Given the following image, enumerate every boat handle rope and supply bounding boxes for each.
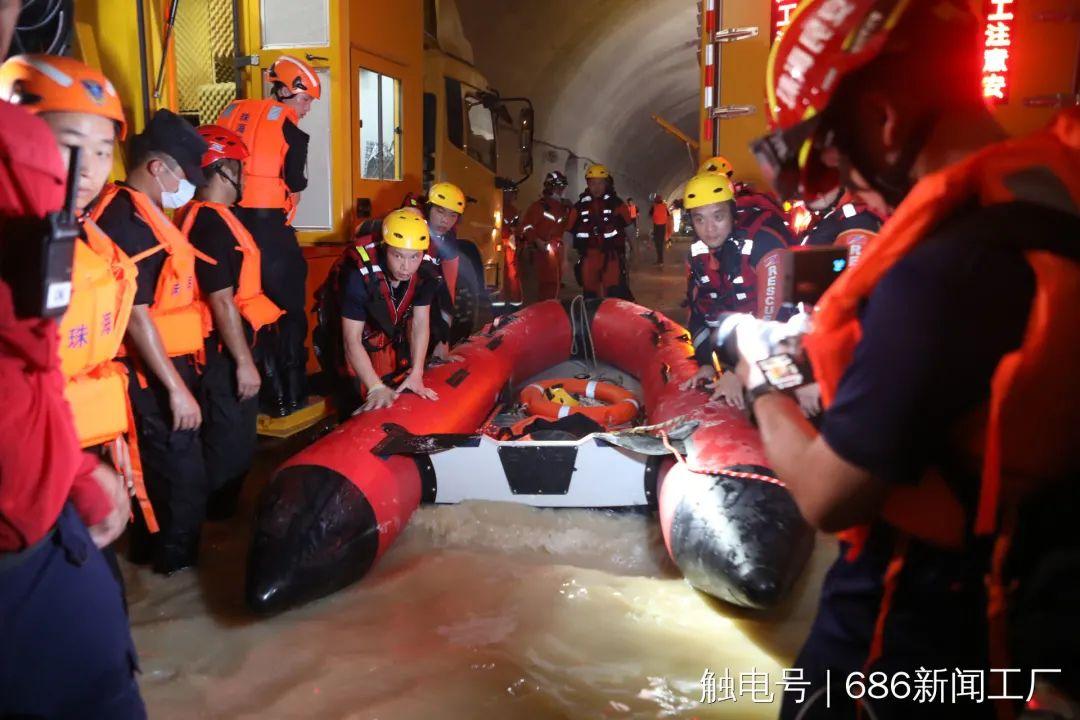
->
[568,295,597,368]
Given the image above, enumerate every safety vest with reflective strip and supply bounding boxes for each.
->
[174,201,285,333]
[686,222,786,321]
[317,233,440,378]
[800,191,886,268]
[571,191,627,251]
[521,196,570,248]
[804,109,1080,698]
[217,99,298,210]
[89,184,214,358]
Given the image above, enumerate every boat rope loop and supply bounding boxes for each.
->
[568,295,597,369]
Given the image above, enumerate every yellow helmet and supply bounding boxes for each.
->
[427,182,465,213]
[584,163,611,180]
[382,209,430,250]
[683,172,735,210]
[698,156,734,176]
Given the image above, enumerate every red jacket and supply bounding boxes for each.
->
[0,102,111,551]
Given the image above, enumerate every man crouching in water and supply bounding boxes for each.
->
[336,209,441,413]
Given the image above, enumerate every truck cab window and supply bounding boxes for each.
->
[359,67,402,180]
[463,90,496,172]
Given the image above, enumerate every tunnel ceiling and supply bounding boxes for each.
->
[457,0,701,201]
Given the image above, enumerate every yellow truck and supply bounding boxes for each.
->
[73,0,532,346]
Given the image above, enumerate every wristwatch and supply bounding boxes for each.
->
[748,382,779,404]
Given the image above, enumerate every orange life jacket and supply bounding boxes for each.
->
[651,202,668,225]
[804,109,1080,700]
[174,201,285,333]
[217,99,298,210]
[58,218,158,532]
[89,184,215,359]
[58,219,137,447]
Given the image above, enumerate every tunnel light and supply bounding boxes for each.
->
[982,0,1016,104]
[494,210,502,225]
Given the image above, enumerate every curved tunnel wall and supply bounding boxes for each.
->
[458,0,702,205]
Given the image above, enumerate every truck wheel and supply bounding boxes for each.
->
[450,240,492,343]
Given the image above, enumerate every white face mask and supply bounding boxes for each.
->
[156,164,196,209]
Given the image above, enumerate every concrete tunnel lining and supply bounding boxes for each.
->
[457,0,702,205]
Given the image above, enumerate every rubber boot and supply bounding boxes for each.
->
[153,531,199,576]
[259,352,289,418]
[206,474,245,522]
[284,363,308,412]
[125,516,156,566]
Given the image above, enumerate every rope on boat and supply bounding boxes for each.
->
[568,295,597,369]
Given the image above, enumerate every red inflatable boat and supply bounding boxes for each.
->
[247,299,813,614]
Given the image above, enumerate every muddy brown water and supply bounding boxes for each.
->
[124,241,835,719]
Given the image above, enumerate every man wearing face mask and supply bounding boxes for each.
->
[174,125,283,521]
[218,55,320,417]
[90,109,213,575]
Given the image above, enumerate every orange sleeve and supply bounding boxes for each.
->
[521,202,543,243]
[565,207,579,231]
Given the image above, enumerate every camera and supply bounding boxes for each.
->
[710,245,848,390]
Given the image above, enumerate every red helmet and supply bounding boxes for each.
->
[268,55,321,100]
[196,124,248,168]
[752,0,974,201]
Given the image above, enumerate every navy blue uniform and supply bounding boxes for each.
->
[190,207,261,520]
[782,205,1038,719]
[1,505,146,719]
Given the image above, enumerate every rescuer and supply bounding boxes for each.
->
[0,43,145,717]
[730,1,1080,716]
[218,54,321,417]
[175,125,284,521]
[521,170,571,301]
[90,109,211,575]
[566,163,634,299]
[315,209,441,416]
[422,181,465,355]
[677,170,788,408]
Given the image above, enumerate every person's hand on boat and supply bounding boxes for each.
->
[396,369,439,401]
[359,384,397,412]
[706,371,746,409]
[680,363,716,391]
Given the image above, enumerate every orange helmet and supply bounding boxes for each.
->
[0,54,127,139]
[196,124,248,167]
[752,0,974,201]
[698,156,734,176]
[268,55,321,100]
